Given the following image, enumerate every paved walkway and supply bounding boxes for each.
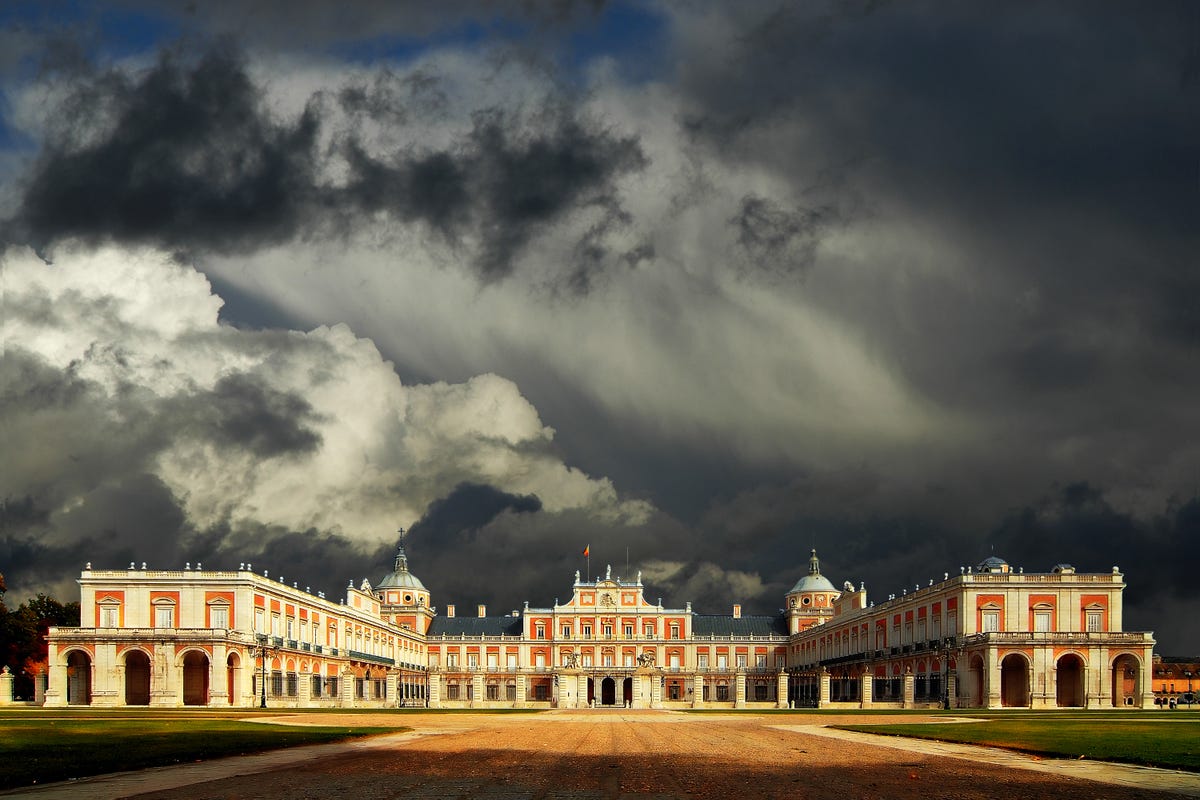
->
[788,726,1200,798]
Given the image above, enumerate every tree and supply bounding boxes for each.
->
[0,584,80,700]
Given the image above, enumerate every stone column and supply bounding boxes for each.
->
[342,668,355,708]
[693,674,705,708]
[631,674,644,709]
[150,642,176,707]
[902,668,915,709]
[471,673,484,708]
[860,671,873,708]
[650,673,663,709]
[985,648,1001,709]
[515,673,527,708]
[734,671,746,709]
[1091,645,1111,708]
[0,667,13,705]
[577,673,589,709]
[44,662,67,707]
[428,672,442,708]
[776,672,788,709]
[209,643,228,707]
[35,669,46,706]
[299,670,314,708]
[947,671,958,709]
[817,669,831,709]
[385,671,398,708]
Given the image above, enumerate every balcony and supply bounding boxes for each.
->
[962,631,1152,646]
[347,649,395,666]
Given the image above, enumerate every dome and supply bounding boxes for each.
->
[788,549,838,594]
[377,543,426,592]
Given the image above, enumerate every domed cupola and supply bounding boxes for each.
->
[785,549,841,634]
[376,536,430,609]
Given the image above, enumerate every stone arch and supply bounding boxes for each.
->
[182,649,210,706]
[1000,653,1030,707]
[65,649,92,705]
[1112,653,1143,707]
[1055,652,1086,707]
[124,648,152,705]
[601,676,616,706]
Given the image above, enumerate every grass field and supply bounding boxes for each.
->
[839,711,1200,772]
[0,710,409,790]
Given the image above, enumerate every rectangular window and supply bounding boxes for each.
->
[487,653,498,670]
[254,608,264,633]
[486,684,499,700]
[507,653,518,669]
[506,683,517,701]
[467,653,479,669]
[755,654,767,669]
[624,654,634,667]
[716,684,730,702]
[917,619,926,642]
[210,606,229,629]
[644,625,654,638]
[583,625,592,638]
[669,683,681,700]
[100,606,119,627]
[561,626,571,638]
[717,654,728,670]
[1034,611,1051,632]
[154,606,174,628]
[535,684,549,701]
[932,617,941,639]
[624,625,633,638]
[776,655,785,669]
[947,613,957,636]
[603,625,613,639]
[603,653,614,667]
[536,626,545,640]
[447,684,460,700]
[982,610,1000,632]
[1086,610,1103,632]
[582,653,593,667]
[670,654,681,670]
[670,624,680,639]
[697,654,709,669]
[736,654,747,669]
[271,613,281,637]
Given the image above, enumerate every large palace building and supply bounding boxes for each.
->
[34,545,1156,710]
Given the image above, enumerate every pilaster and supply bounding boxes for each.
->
[902,669,915,709]
[515,673,527,708]
[860,671,873,708]
[734,671,746,709]
[775,672,788,709]
[693,674,705,708]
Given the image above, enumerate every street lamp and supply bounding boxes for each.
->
[252,634,275,709]
[1186,670,1194,709]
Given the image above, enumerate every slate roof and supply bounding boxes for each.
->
[427,615,524,637]
[691,614,788,637]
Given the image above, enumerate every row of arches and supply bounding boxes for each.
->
[962,652,1143,707]
[65,648,234,706]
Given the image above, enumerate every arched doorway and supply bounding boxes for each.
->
[967,655,984,707]
[587,678,595,706]
[226,652,240,705]
[1000,654,1029,707]
[601,676,616,706]
[182,651,210,706]
[622,677,633,706]
[1055,654,1085,707]
[125,650,151,705]
[66,650,92,705]
[1112,654,1141,707]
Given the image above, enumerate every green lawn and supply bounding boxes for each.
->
[0,711,409,790]
[838,713,1200,772]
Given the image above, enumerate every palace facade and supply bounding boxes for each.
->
[32,546,1156,710]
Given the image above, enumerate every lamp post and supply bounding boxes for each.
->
[252,634,274,709]
[1186,670,1194,709]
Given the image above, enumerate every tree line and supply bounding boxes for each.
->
[0,572,80,700]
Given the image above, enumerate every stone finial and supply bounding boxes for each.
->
[130,562,135,569]
[85,562,92,570]
[185,562,190,570]
[141,562,147,569]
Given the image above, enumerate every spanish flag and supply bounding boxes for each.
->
[582,544,590,557]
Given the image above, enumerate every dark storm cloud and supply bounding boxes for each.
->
[174,372,323,458]
[338,109,646,282]
[730,194,839,277]
[6,42,321,255]
[4,42,647,283]
[406,482,543,549]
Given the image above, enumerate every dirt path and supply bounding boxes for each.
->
[8,711,1191,800]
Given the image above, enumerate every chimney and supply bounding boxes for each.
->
[732,604,742,619]
[446,604,455,617]
[478,604,487,617]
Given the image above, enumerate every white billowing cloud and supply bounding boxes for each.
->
[0,244,651,544]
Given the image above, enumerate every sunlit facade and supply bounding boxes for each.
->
[38,547,1156,709]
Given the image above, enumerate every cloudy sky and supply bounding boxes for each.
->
[1,1,1197,651]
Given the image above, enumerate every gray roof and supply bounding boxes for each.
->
[427,615,524,637]
[691,614,788,637]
